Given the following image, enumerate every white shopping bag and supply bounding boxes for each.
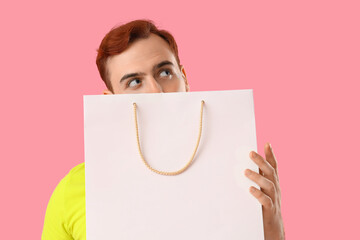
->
[84,89,264,240]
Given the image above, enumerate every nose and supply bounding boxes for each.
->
[146,77,163,93]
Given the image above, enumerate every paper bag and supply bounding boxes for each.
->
[84,89,264,239]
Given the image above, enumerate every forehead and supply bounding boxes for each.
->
[106,34,177,78]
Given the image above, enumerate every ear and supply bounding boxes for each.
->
[103,89,113,95]
[180,65,190,92]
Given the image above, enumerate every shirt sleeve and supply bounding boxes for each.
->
[42,174,73,240]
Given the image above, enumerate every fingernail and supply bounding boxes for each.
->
[250,186,256,193]
[244,169,251,176]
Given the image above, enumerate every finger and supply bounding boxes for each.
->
[245,169,277,203]
[264,143,282,199]
[249,186,274,210]
[264,142,278,176]
[259,168,264,176]
[249,151,277,184]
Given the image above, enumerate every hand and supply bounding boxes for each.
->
[244,143,285,240]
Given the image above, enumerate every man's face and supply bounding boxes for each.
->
[103,33,189,94]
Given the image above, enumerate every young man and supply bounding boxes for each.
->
[42,19,285,240]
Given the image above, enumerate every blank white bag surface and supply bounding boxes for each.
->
[84,89,264,240]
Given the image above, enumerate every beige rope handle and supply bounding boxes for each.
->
[132,100,205,176]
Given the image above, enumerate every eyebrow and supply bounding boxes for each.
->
[119,60,174,83]
[153,60,174,71]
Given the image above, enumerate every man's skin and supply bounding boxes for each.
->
[102,33,285,239]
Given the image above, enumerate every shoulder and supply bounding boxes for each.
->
[69,161,85,174]
[42,162,86,240]
[63,162,86,239]
[66,162,85,186]
[55,162,85,202]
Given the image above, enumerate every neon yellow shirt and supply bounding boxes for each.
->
[42,162,86,240]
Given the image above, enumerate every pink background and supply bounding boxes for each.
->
[1,0,359,239]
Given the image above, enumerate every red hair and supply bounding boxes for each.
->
[96,19,181,92]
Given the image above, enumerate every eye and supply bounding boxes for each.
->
[159,69,172,78]
[127,79,141,88]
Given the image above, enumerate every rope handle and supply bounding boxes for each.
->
[132,100,205,176]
